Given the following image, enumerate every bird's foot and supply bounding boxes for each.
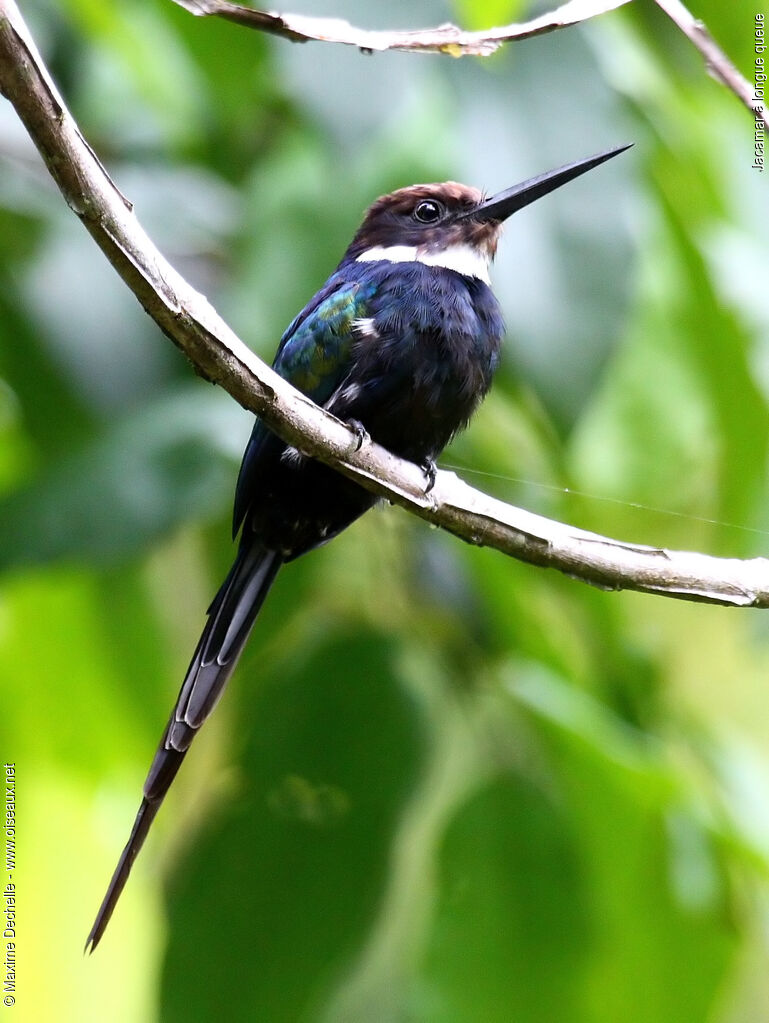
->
[421,458,438,494]
[347,418,370,453]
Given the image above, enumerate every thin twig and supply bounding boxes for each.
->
[173,0,767,132]
[655,0,769,131]
[171,0,632,56]
[1,0,768,608]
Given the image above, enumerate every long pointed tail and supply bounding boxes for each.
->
[86,542,282,953]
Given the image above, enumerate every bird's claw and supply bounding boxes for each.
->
[421,458,438,494]
[347,418,370,453]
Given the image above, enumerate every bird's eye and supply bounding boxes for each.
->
[413,200,443,224]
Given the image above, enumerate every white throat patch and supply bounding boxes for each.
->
[356,243,491,284]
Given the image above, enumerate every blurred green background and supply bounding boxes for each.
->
[2,0,768,1019]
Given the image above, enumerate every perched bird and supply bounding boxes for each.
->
[86,143,631,951]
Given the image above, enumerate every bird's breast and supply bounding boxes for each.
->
[334,261,504,459]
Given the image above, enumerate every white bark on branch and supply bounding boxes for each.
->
[171,0,769,131]
[1,0,768,608]
[171,0,631,56]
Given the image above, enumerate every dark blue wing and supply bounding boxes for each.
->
[232,270,377,535]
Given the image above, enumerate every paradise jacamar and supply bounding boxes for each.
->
[86,142,631,951]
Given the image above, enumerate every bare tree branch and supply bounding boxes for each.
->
[172,0,766,130]
[655,0,769,131]
[1,0,768,608]
[171,0,632,56]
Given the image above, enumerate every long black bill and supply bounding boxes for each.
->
[465,143,633,223]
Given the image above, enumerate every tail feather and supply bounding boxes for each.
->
[169,544,282,742]
[86,543,282,953]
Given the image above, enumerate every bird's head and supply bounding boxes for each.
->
[345,143,631,283]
